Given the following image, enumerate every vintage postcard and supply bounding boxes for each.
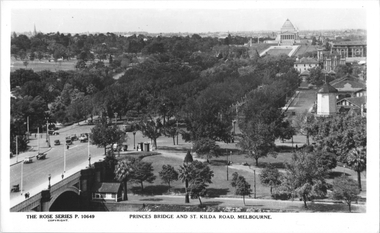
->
[1,1,379,232]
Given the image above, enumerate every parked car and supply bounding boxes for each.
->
[66,139,73,145]
[52,131,60,135]
[54,139,61,145]
[70,134,78,141]
[23,156,33,164]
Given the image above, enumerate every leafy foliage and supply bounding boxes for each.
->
[114,157,136,201]
[281,151,328,208]
[178,160,214,204]
[332,175,360,212]
[90,119,126,154]
[159,164,179,188]
[193,138,221,162]
[129,160,156,191]
[237,121,276,166]
[346,147,366,191]
[259,164,282,194]
[234,174,252,205]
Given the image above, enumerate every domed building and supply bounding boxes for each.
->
[275,19,300,45]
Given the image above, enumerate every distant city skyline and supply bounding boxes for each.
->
[10,6,366,34]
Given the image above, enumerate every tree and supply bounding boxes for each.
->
[259,164,282,194]
[314,150,337,171]
[178,160,214,204]
[23,60,29,68]
[130,160,156,191]
[234,175,252,205]
[332,175,360,212]
[75,60,87,70]
[184,151,193,164]
[178,163,192,203]
[237,121,276,166]
[311,114,366,163]
[346,147,366,191]
[193,138,221,162]
[159,165,179,188]
[139,116,163,150]
[282,151,328,208]
[230,172,239,189]
[293,111,316,145]
[162,119,178,145]
[90,119,126,155]
[276,120,296,142]
[114,158,135,201]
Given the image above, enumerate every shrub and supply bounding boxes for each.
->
[271,186,292,200]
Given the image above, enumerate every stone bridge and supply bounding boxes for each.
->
[10,164,101,212]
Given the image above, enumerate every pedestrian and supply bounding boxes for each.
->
[67,145,69,150]
[61,174,64,179]
[295,145,298,150]
[35,133,36,138]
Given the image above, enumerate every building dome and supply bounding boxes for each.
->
[318,83,338,93]
[281,19,297,33]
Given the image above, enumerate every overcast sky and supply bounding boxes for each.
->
[9,3,367,33]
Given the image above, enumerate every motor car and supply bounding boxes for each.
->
[66,139,73,145]
[70,134,78,141]
[23,156,33,164]
[36,152,47,160]
[52,131,60,135]
[54,139,61,145]
[79,133,88,142]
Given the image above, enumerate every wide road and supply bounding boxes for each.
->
[9,122,188,207]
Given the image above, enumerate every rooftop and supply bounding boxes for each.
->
[337,96,366,108]
[92,182,121,193]
[318,83,338,93]
[295,57,318,64]
[331,41,366,46]
[281,19,297,33]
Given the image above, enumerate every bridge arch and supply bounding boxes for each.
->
[49,186,81,211]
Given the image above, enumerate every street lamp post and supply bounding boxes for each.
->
[27,116,30,140]
[45,117,50,147]
[88,133,91,167]
[20,160,24,195]
[16,135,18,163]
[233,120,236,135]
[133,131,136,149]
[48,174,51,189]
[176,120,179,145]
[253,169,257,199]
[63,134,66,178]
[227,151,231,181]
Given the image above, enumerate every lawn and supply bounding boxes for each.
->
[120,147,366,201]
[11,59,77,72]
[126,153,273,198]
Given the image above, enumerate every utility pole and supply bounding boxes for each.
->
[27,116,30,140]
[16,135,18,163]
[88,133,91,167]
[63,134,66,177]
[20,161,24,195]
[254,170,257,199]
[37,127,40,154]
[176,120,179,145]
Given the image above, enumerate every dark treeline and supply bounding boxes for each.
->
[10,32,299,154]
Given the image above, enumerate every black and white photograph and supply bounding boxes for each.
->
[1,1,379,232]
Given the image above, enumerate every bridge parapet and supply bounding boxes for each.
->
[10,171,81,212]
